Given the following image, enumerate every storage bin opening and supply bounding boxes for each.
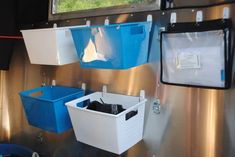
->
[75,93,140,110]
[65,91,146,154]
[19,86,85,133]
[21,26,84,65]
[70,21,152,69]
[25,86,83,101]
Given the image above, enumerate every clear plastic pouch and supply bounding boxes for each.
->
[160,19,232,89]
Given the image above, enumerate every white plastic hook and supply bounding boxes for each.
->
[170,12,177,24]
[81,83,86,90]
[86,20,91,26]
[140,90,145,101]
[102,85,107,93]
[104,18,109,25]
[223,7,230,19]
[53,23,57,28]
[196,10,203,22]
[52,80,56,86]
[147,14,153,22]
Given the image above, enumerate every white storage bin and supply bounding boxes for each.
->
[21,26,83,65]
[65,90,146,154]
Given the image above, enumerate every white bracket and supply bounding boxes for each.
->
[104,18,109,25]
[147,14,153,22]
[53,23,57,28]
[223,7,230,19]
[170,12,177,24]
[51,80,56,86]
[147,14,153,32]
[158,27,166,40]
[81,83,86,90]
[196,11,203,22]
[102,85,107,93]
[86,20,91,26]
[140,90,145,101]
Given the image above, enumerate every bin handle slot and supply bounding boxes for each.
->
[30,91,43,97]
[125,110,138,121]
[130,26,144,35]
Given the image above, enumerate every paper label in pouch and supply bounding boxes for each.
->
[176,53,201,69]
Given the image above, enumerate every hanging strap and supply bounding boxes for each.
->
[0,35,23,40]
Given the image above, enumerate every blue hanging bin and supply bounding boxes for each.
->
[70,21,152,69]
[19,86,85,133]
[0,144,38,157]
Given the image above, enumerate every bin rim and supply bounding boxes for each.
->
[19,85,84,103]
[0,144,35,155]
[20,25,86,33]
[70,21,152,31]
[65,91,147,118]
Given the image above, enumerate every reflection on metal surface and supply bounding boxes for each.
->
[116,14,130,23]
[205,91,217,157]
[0,71,11,141]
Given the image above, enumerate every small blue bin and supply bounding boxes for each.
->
[19,86,84,133]
[0,144,35,157]
[70,21,152,69]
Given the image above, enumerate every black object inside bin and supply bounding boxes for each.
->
[87,100,126,115]
[86,99,125,115]
[87,100,138,120]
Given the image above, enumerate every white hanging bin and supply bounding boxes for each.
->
[21,25,84,65]
[65,90,146,154]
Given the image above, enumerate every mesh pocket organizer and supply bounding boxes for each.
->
[160,19,233,89]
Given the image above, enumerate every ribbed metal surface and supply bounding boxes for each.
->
[0,2,234,157]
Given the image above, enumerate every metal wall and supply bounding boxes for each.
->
[1,2,235,157]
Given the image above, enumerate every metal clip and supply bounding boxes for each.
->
[153,98,161,114]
